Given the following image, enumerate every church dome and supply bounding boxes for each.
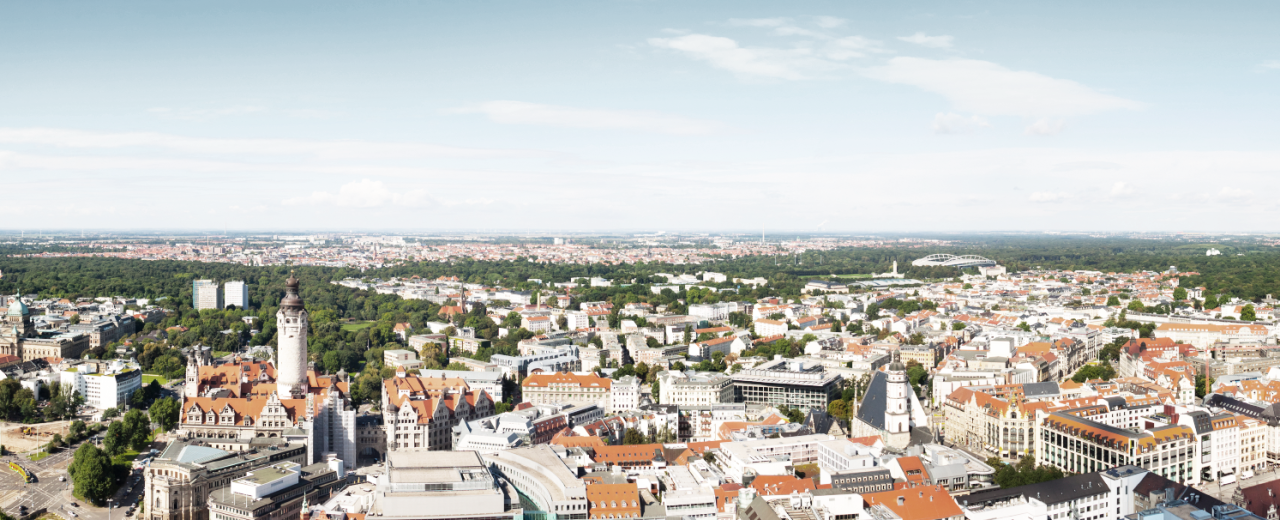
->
[888,359,905,372]
[6,298,28,317]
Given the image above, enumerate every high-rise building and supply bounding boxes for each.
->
[276,273,309,399]
[224,280,249,310]
[193,279,223,310]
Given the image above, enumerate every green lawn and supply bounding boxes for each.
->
[28,451,49,461]
[212,351,235,358]
[830,274,873,279]
[341,321,375,332]
[141,374,169,385]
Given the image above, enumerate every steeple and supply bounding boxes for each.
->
[281,271,304,314]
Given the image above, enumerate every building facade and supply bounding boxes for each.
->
[224,281,249,310]
[194,280,224,311]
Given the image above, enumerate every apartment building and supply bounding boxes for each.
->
[1036,411,1200,485]
[224,280,249,310]
[61,359,144,409]
[381,374,494,451]
[522,372,612,410]
[658,371,734,406]
[194,279,224,310]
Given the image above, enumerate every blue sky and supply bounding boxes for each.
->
[2,1,1278,233]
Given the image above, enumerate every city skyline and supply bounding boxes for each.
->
[2,1,1278,231]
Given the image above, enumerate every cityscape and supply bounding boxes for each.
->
[2,3,1280,520]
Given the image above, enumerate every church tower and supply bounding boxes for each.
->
[276,273,310,399]
[884,352,910,435]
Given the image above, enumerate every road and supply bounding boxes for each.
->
[1201,466,1280,502]
[0,439,78,518]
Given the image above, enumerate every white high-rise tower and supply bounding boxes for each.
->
[276,273,309,399]
[884,353,910,435]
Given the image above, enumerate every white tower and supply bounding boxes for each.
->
[884,353,910,435]
[276,273,309,399]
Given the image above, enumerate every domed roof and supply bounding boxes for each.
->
[6,298,28,317]
[280,272,305,313]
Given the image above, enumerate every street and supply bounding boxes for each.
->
[0,441,77,518]
[1202,466,1280,502]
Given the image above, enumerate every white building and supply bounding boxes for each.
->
[224,280,249,310]
[193,279,223,310]
[658,371,734,406]
[383,350,422,370]
[754,319,787,338]
[610,375,641,413]
[61,359,144,410]
[565,311,590,331]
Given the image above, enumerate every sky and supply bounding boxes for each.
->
[1,1,1278,233]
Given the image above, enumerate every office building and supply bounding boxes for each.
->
[224,280,249,310]
[731,358,841,410]
[61,359,144,409]
[194,280,223,310]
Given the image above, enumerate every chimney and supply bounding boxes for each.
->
[897,496,905,506]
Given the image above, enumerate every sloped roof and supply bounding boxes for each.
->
[856,371,888,429]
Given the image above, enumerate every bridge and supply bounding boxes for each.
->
[911,254,997,268]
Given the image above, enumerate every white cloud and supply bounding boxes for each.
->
[897,32,954,49]
[813,16,846,28]
[1216,187,1253,202]
[727,18,789,28]
[1109,182,1136,196]
[0,127,532,159]
[147,106,265,121]
[1025,118,1066,135]
[823,36,888,60]
[1255,60,1280,72]
[932,112,989,134]
[457,101,723,135]
[284,179,430,208]
[649,34,837,80]
[864,57,1144,117]
[1029,191,1070,202]
[649,30,884,80]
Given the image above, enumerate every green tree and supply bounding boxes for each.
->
[1242,304,1257,322]
[151,397,180,432]
[69,420,87,442]
[69,443,114,503]
[103,421,126,456]
[1204,294,1219,310]
[1173,287,1187,300]
[1127,300,1146,312]
[1106,295,1121,306]
[622,428,646,445]
[127,409,153,451]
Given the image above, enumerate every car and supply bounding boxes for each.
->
[68,512,77,517]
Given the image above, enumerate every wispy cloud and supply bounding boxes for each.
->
[147,106,266,121]
[1109,182,1135,197]
[455,101,723,135]
[813,16,846,29]
[897,32,954,49]
[727,18,789,28]
[284,179,431,208]
[0,128,533,159]
[864,57,1144,117]
[1025,118,1066,136]
[649,34,832,80]
[932,112,989,134]
[1029,191,1070,202]
[1255,60,1280,72]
